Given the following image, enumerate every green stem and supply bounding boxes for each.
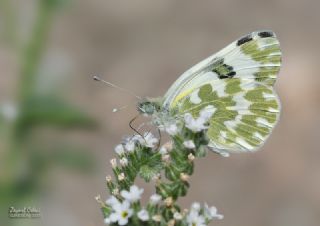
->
[18,0,55,101]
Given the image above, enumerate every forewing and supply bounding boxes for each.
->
[163,30,281,109]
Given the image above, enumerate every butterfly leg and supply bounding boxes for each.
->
[156,128,161,149]
[129,114,144,138]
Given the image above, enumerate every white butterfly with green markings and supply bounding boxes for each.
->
[137,30,281,153]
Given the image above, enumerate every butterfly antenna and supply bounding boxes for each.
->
[92,75,142,100]
[112,105,128,113]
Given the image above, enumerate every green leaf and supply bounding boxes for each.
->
[165,165,181,181]
[139,164,161,183]
[162,207,173,221]
[156,183,172,198]
[134,151,163,182]
[171,182,189,199]
[101,206,112,218]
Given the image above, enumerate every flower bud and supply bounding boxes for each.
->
[164,197,173,207]
[152,173,161,181]
[162,154,170,163]
[188,153,195,162]
[110,158,117,168]
[105,175,112,183]
[95,194,101,202]
[118,173,125,181]
[183,209,189,216]
[112,188,119,196]
[180,173,190,181]
[152,215,161,222]
[163,141,173,151]
[167,219,175,226]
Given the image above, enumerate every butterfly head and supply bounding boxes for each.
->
[137,98,162,116]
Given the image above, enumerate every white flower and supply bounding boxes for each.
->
[120,157,128,167]
[199,105,216,121]
[159,146,168,155]
[149,194,162,205]
[137,209,149,221]
[115,144,125,155]
[159,142,173,155]
[184,113,207,132]
[134,134,145,142]
[191,202,201,211]
[174,212,183,220]
[124,134,156,151]
[184,105,215,132]
[204,203,224,220]
[109,200,133,225]
[106,196,120,207]
[125,140,135,152]
[142,132,158,148]
[183,140,196,149]
[121,185,144,203]
[165,123,179,136]
[104,217,111,224]
[186,209,206,226]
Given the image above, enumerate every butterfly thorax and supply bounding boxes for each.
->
[138,97,178,127]
[137,98,163,116]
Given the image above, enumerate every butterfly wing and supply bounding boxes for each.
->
[163,30,281,109]
[163,30,281,152]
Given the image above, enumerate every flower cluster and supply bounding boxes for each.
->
[99,184,223,226]
[97,107,224,225]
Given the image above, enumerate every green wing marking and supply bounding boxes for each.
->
[237,32,281,86]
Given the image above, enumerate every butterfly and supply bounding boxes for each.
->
[138,30,281,153]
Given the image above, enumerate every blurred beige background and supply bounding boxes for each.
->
[1,0,320,226]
